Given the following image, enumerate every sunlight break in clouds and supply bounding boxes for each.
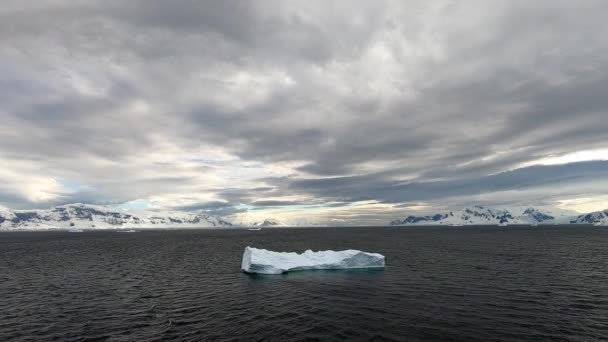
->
[520,148,608,168]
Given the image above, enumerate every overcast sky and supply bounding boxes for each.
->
[1,1,608,225]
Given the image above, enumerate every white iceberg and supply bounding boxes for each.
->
[241,246,385,274]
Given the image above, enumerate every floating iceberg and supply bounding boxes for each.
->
[241,246,385,274]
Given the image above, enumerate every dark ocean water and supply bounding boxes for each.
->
[1,226,607,342]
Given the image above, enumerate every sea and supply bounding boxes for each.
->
[1,226,607,342]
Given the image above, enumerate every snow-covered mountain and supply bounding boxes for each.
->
[251,218,284,227]
[389,205,523,226]
[390,205,605,226]
[0,203,233,230]
[520,207,555,223]
[569,210,608,226]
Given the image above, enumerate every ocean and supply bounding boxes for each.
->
[1,226,607,341]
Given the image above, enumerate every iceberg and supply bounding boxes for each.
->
[241,246,385,274]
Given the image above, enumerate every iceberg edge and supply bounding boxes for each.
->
[241,246,385,275]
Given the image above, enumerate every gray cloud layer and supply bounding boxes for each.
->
[1,1,608,223]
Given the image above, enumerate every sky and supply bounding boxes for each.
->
[1,1,608,225]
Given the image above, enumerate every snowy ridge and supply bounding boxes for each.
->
[569,210,608,226]
[0,203,232,230]
[251,218,285,227]
[390,205,608,226]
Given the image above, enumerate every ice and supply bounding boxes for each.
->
[241,246,385,274]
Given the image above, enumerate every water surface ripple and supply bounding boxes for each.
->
[1,227,607,341]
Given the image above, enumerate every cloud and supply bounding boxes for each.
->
[173,201,232,212]
[285,161,608,204]
[1,1,608,222]
[251,200,306,207]
[172,201,248,216]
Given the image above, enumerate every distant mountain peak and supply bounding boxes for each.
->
[522,207,537,214]
[252,218,284,227]
[570,209,608,225]
[520,207,555,222]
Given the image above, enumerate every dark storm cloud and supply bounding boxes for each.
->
[173,201,230,212]
[215,187,276,205]
[172,201,249,216]
[284,161,608,204]
[172,201,253,216]
[251,200,306,207]
[205,207,248,217]
[1,1,608,221]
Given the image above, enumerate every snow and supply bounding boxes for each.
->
[571,210,608,225]
[0,205,16,220]
[241,246,385,274]
[0,203,233,230]
[390,205,522,226]
[251,218,287,227]
[389,205,602,226]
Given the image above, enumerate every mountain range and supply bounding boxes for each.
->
[390,205,608,226]
[1,203,606,230]
[0,203,233,230]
